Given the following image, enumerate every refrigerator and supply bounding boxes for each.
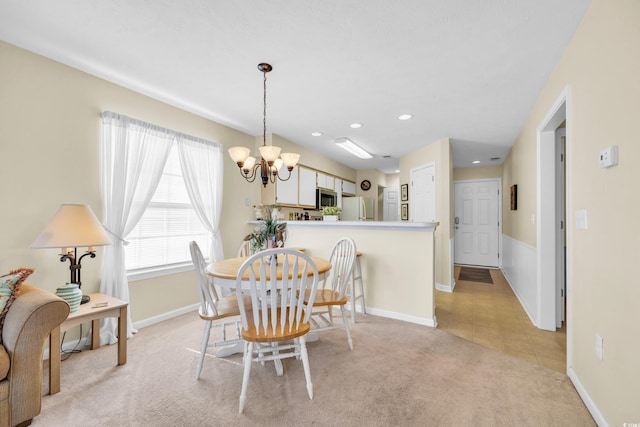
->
[341,197,375,221]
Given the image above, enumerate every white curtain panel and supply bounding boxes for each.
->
[176,134,224,262]
[100,111,174,344]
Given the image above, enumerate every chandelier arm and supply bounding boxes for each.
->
[275,168,293,182]
[240,164,260,183]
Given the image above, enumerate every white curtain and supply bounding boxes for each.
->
[176,133,225,262]
[100,111,174,344]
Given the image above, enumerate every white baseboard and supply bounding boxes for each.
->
[347,303,436,327]
[568,367,608,426]
[133,303,199,330]
[436,282,454,293]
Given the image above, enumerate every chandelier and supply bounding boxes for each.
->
[228,63,300,187]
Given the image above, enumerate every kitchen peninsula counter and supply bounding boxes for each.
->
[283,220,439,326]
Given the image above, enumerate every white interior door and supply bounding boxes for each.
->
[383,187,399,221]
[454,180,500,267]
[410,163,435,222]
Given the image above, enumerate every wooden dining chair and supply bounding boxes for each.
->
[235,248,320,414]
[189,241,246,380]
[305,237,357,350]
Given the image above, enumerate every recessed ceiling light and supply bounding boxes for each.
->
[311,132,322,137]
[350,123,362,129]
[398,114,413,121]
[472,160,481,164]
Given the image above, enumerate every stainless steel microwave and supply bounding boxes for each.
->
[316,189,337,209]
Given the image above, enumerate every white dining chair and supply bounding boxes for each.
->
[305,237,356,350]
[237,240,251,257]
[235,248,320,414]
[189,241,246,380]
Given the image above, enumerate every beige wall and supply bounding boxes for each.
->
[502,0,640,422]
[0,41,261,323]
[400,138,453,288]
[453,165,503,181]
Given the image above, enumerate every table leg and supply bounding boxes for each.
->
[91,319,101,350]
[117,305,127,365]
[49,327,61,395]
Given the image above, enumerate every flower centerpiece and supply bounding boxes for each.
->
[322,206,341,221]
[244,204,287,253]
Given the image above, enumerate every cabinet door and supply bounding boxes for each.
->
[299,167,317,207]
[275,167,298,206]
[316,172,326,189]
[325,175,335,190]
[335,179,343,208]
[343,180,356,195]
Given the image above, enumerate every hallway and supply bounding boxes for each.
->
[435,266,566,373]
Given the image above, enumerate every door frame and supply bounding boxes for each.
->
[453,178,502,268]
[536,86,571,339]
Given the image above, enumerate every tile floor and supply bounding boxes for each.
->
[435,265,567,373]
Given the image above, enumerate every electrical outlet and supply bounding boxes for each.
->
[595,334,603,361]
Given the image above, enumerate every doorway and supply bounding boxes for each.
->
[410,163,436,222]
[382,187,399,221]
[453,179,501,267]
[537,88,569,332]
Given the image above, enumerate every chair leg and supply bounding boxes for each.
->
[239,341,253,414]
[272,342,284,376]
[299,335,313,400]
[340,306,354,351]
[196,320,212,380]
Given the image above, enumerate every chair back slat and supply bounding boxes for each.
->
[190,241,219,317]
[324,238,357,298]
[235,248,319,338]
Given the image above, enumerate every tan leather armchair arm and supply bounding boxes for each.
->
[2,285,69,427]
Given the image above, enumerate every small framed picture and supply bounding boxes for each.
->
[510,185,518,211]
[401,203,409,220]
[401,184,408,201]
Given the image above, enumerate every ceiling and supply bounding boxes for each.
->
[0,1,591,173]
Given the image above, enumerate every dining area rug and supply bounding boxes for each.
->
[458,266,494,284]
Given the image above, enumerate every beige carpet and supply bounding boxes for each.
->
[36,311,594,426]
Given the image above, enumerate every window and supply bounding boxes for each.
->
[125,145,210,277]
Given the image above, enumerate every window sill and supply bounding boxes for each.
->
[127,262,196,282]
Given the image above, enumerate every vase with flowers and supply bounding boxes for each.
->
[244,204,287,254]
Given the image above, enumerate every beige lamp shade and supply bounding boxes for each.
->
[31,204,112,248]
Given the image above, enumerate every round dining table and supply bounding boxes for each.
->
[207,254,331,288]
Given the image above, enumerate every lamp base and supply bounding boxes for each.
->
[81,295,91,304]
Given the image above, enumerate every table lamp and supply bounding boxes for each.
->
[31,204,112,304]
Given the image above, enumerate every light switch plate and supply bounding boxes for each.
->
[595,334,603,360]
[599,145,618,168]
[576,210,587,230]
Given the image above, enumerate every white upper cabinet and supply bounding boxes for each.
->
[342,180,356,195]
[275,167,299,205]
[316,171,326,189]
[325,175,335,190]
[298,166,317,207]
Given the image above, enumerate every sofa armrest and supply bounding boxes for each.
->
[2,284,69,427]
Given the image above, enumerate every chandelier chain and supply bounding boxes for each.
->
[263,69,267,146]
